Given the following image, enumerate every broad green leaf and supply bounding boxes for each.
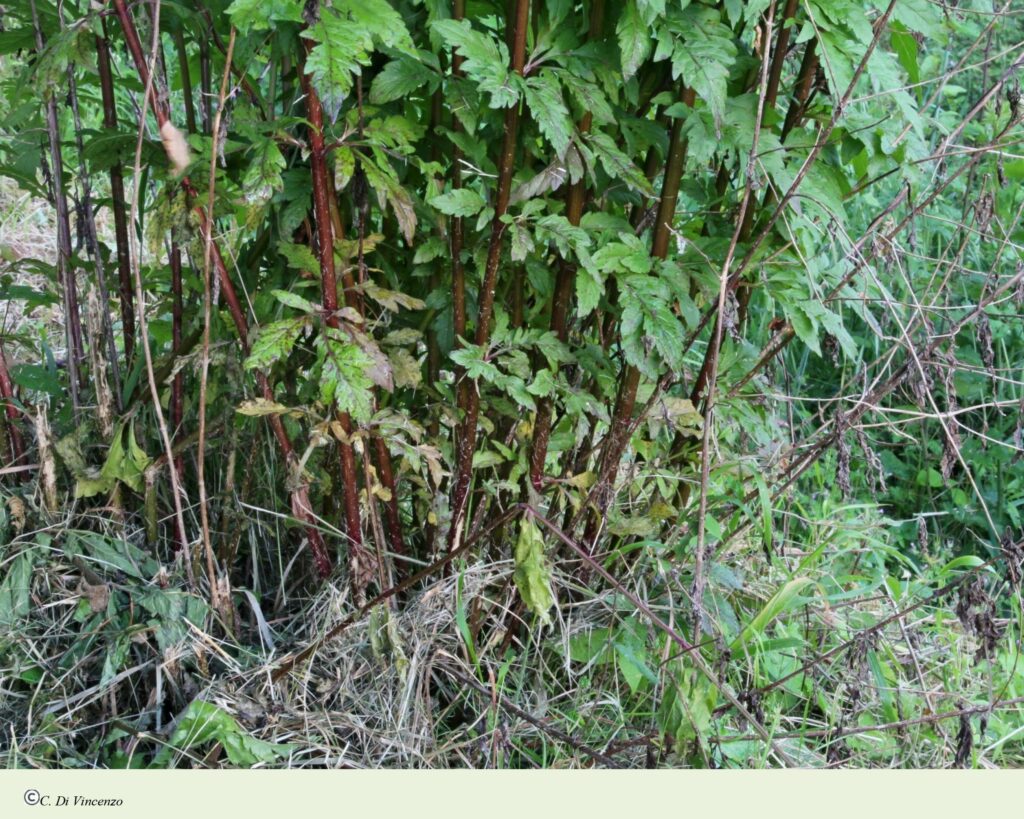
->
[617,1,652,81]
[277,241,319,273]
[513,517,555,625]
[244,318,308,371]
[226,0,303,31]
[79,422,151,497]
[272,289,317,313]
[318,330,375,422]
[370,55,437,104]
[432,19,517,108]
[0,547,38,625]
[666,7,737,132]
[429,188,486,218]
[242,138,286,205]
[524,71,573,157]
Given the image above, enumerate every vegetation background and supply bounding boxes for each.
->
[0,0,1023,768]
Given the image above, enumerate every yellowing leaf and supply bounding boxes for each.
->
[513,518,555,625]
[238,399,288,416]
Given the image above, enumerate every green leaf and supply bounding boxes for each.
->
[667,7,737,133]
[236,399,296,417]
[593,237,653,275]
[303,10,366,121]
[617,1,652,81]
[568,627,614,665]
[883,0,943,38]
[432,19,518,108]
[388,347,422,388]
[450,343,501,381]
[556,70,615,127]
[303,1,413,122]
[244,318,308,371]
[277,241,319,273]
[78,422,151,497]
[272,289,317,313]
[242,138,285,205]
[890,26,920,86]
[153,700,295,768]
[429,188,486,217]
[65,531,159,580]
[361,152,418,244]
[586,131,654,194]
[226,0,303,31]
[370,55,436,104]
[731,577,815,650]
[524,71,573,157]
[318,331,375,422]
[0,547,39,625]
[513,518,555,625]
[575,253,605,315]
[786,302,821,356]
[362,283,426,312]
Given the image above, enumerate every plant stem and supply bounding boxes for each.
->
[31,0,83,411]
[173,25,198,145]
[96,23,136,367]
[169,243,186,552]
[111,0,331,578]
[527,0,604,491]
[0,342,25,469]
[581,88,693,550]
[300,42,358,579]
[66,64,123,410]
[450,0,468,346]
[448,0,531,554]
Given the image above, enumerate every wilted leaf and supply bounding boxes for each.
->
[513,517,555,625]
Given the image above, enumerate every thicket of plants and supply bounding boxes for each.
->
[1,0,1023,768]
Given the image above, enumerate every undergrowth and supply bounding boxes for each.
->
[1,0,1024,768]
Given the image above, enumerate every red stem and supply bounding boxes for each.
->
[300,45,360,576]
[96,24,136,366]
[528,0,605,491]
[582,89,693,550]
[0,343,25,468]
[448,0,531,553]
[170,243,186,552]
[111,0,332,576]
[32,0,84,409]
[451,0,468,345]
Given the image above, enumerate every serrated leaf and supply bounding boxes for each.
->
[513,517,555,625]
[226,0,303,31]
[450,344,500,381]
[318,331,375,422]
[617,1,652,81]
[429,188,486,217]
[272,289,317,313]
[361,153,418,244]
[524,71,573,157]
[432,19,518,108]
[370,55,436,104]
[278,241,319,273]
[244,318,307,371]
[586,131,653,194]
[242,138,286,205]
[303,1,413,122]
[236,399,293,416]
[668,7,737,133]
